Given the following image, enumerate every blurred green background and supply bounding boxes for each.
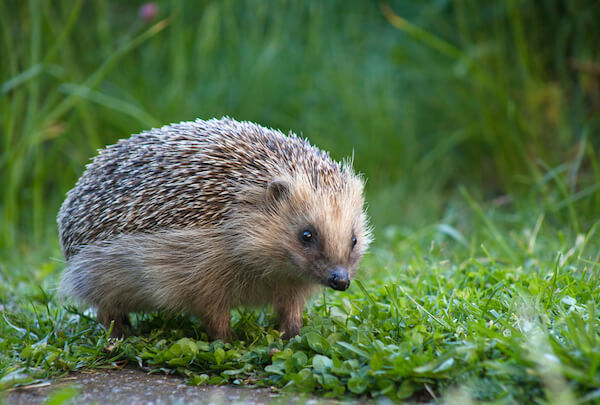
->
[1,0,599,261]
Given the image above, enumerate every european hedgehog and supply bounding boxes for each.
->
[58,117,371,340]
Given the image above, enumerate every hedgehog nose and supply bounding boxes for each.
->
[328,266,350,291]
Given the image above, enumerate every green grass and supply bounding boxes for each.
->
[1,0,600,403]
[1,201,599,402]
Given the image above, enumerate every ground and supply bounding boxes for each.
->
[4,367,350,405]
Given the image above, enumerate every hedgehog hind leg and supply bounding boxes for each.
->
[98,309,132,338]
[202,313,235,341]
[195,304,235,341]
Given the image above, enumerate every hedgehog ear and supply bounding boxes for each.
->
[266,179,290,205]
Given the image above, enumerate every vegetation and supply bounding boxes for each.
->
[1,0,599,403]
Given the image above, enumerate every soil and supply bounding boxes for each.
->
[3,367,369,405]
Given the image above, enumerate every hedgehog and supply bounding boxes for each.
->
[58,117,371,340]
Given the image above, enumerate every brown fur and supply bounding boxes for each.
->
[58,118,371,340]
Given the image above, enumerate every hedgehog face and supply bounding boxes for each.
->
[257,175,371,290]
[291,209,366,291]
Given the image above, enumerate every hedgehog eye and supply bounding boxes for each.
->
[351,234,357,248]
[300,229,314,244]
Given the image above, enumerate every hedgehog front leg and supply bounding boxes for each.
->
[275,292,306,339]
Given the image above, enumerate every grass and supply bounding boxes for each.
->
[1,200,599,403]
[1,0,600,403]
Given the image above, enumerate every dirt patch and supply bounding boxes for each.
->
[4,368,363,404]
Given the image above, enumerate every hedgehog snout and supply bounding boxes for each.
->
[327,266,350,291]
